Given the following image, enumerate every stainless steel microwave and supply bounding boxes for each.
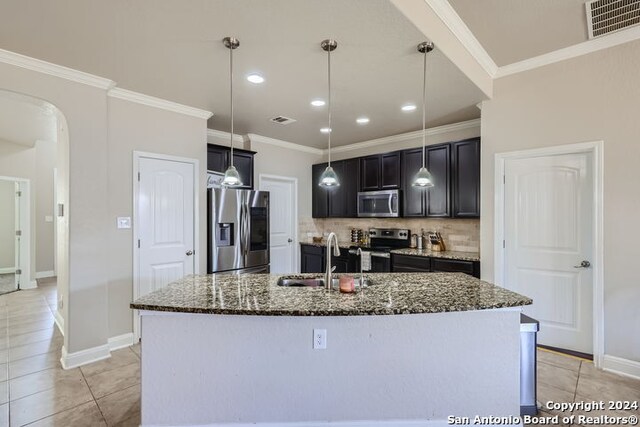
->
[357,190,400,217]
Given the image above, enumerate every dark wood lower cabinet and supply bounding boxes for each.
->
[391,254,480,278]
[301,245,325,273]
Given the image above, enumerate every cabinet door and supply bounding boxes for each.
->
[360,155,380,191]
[425,144,451,217]
[452,138,480,218]
[207,145,229,172]
[301,245,325,273]
[431,258,479,278]
[343,158,360,217]
[401,148,426,217]
[328,161,346,217]
[232,152,253,189]
[381,152,401,189]
[331,255,350,273]
[312,163,329,218]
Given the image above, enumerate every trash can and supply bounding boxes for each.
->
[520,314,539,416]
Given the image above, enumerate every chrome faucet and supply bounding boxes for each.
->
[325,232,341,290]
[356,247,365,289]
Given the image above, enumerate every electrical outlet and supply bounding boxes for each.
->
[313,329,327,350]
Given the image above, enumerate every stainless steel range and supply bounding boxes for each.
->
[365,228,410,272]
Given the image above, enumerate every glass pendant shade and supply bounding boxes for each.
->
[318,166,340,187]
[412,166,434,188]
[222,165,242,187]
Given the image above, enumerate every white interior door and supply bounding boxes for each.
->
[14,181,20,289]
[260,175,296,273]
[138,157,195,298]
[504,153,593,354]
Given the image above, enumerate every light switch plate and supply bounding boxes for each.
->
[117,217,132,229]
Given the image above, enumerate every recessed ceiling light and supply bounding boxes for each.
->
[402,104,417,112]
[247,74,265,84]
[311,99,326,107]
[320,127,332,134]
[356,117,370,125]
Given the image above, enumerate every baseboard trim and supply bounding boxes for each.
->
[60,343,110,370]
[35,270,55,279]
[109,333,134,351]
[0,267,15,274]
[54,310,64,336]
[602,354,640,380]
[21,279,37,290]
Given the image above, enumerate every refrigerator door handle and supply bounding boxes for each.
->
[244,203,251,257]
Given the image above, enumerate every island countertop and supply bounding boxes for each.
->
[130,273,531,316]
[300,242,480,262]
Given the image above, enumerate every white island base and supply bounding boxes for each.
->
[139,308,522,427]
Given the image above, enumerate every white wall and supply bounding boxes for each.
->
[107,97,207,338]
[0,180,15,269]
[481,40,640,363]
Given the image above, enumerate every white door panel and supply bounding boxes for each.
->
[138,158,195,299]
[505,153,593,354]
[260,177,295,273]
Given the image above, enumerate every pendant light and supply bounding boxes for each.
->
[318,39,340,188]
[412,41,435,188]
[221,36,243,187]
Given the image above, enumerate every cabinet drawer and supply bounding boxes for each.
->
[391,254,431,272]
[431,259,475,275]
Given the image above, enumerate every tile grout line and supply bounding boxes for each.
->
[79,366,109,425]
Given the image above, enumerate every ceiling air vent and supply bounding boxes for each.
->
[586,0,640,39]
[270,115,297,125]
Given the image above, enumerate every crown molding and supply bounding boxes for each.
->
[247,133,323,155]
[207,129,246,144]
[328,118,481,154]
[495,25,640,78]
[0,48,115,90]
[109,88,212,120]
[425,0,498,77]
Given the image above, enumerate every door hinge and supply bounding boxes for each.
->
[137,239,141,248]
[15,269,22,275]
[16,191,22,197]
[137,172,141,182]
[15,230,22,237]
[503,175,506,184]
[503,240,506,248]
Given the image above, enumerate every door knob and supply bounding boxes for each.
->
[186,250,194,256]
[287,238,293,243]
[574,260,590,268]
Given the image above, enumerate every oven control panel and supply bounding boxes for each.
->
[369,228,410,240]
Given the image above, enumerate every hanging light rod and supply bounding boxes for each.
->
[221,36,243,188]
[412,41,435,188]
[318,39,340,188]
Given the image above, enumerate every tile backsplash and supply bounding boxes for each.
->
[299,216,480,253]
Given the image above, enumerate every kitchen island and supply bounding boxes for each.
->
[131,273,531,426]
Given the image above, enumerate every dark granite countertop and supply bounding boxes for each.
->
[130,273,530,316]
[390,248,480,262]
[301,241,368,249]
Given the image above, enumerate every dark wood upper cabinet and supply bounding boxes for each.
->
[425,144,451,217]
[360,155,380,191]
[207,144,255,190]
[312,163,329,218]
[451,138,480,218]
[313,159,359,218]
[381,152,401,189]
[401,148,426,217]
[360,153,400,191]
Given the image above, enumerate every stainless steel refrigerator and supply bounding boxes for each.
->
[207,189,270,274]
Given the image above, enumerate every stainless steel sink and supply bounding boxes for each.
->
[277,277,325,287]
[276,276,372,288]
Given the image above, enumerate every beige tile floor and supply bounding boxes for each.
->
[1,281,639,426]
[0,280,140,426]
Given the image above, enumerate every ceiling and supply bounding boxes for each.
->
[0,90,58,147]
[448,0,590,67]
[0,0,486,148]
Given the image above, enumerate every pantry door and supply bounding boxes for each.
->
[504,152,594,354]
[260,174,296,273]
[134,152,198,340]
